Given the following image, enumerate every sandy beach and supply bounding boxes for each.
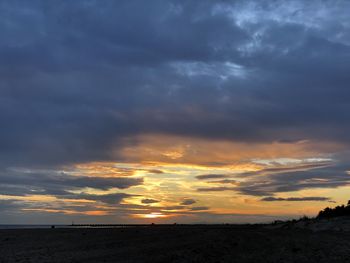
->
[1,225,350,263]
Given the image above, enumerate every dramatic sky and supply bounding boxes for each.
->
[1,0,350,224]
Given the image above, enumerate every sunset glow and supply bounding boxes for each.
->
[1,0,350,225]
[141,213,168,219]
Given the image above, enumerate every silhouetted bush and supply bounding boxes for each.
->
[299,215,310,221]
[317,200,350,219]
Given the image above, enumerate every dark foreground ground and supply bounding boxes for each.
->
[1,225,350,263]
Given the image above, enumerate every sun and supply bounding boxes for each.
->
[143,212,167,219]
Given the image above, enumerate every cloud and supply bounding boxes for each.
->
[195,160,350,197]
[0,0,349,169]
[196,174,229,180]
[161,205,186,211]
[237,161,333,178]
[0,168,143,201]
[69,193,132,204]
[141,198,159,204]
[261,196,331,202]
[180,199,196,205]
[190,206,210,211]
[197,187,236,192]
[0,200,23,212]
[236,162,350,197]
[148,169,164,174]
[207,179,237,185]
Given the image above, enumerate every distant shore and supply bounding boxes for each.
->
[0,223,264,230]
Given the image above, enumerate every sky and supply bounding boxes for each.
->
[1,0,350,224]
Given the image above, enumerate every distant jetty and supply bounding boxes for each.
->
[69,223,254,229]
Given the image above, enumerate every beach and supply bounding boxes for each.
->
[1,225,350,263]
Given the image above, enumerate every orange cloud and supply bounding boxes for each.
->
[119,134,341,166]
[71,162,136,177]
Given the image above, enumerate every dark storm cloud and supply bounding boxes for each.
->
[0,0,350,168]
[261,197,331,202]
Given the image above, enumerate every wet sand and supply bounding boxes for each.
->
[1,225,350,262]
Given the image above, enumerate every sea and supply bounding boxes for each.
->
[0,225,75,229]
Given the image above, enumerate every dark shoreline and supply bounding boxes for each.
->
[2,224,350,263]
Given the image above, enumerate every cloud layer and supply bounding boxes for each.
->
[1,0,350,223]
[1,0,350,167]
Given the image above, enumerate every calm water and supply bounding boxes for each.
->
[0,225,133,229]
[0,225,72,229]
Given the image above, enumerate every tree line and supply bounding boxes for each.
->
[317,200,350,219]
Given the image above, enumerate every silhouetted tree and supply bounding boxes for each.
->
[317,200,350,219]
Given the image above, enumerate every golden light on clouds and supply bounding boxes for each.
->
[71,162,135,177]
[119,134,342,166]
[1,133,347,223]
[21,208,109,216]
